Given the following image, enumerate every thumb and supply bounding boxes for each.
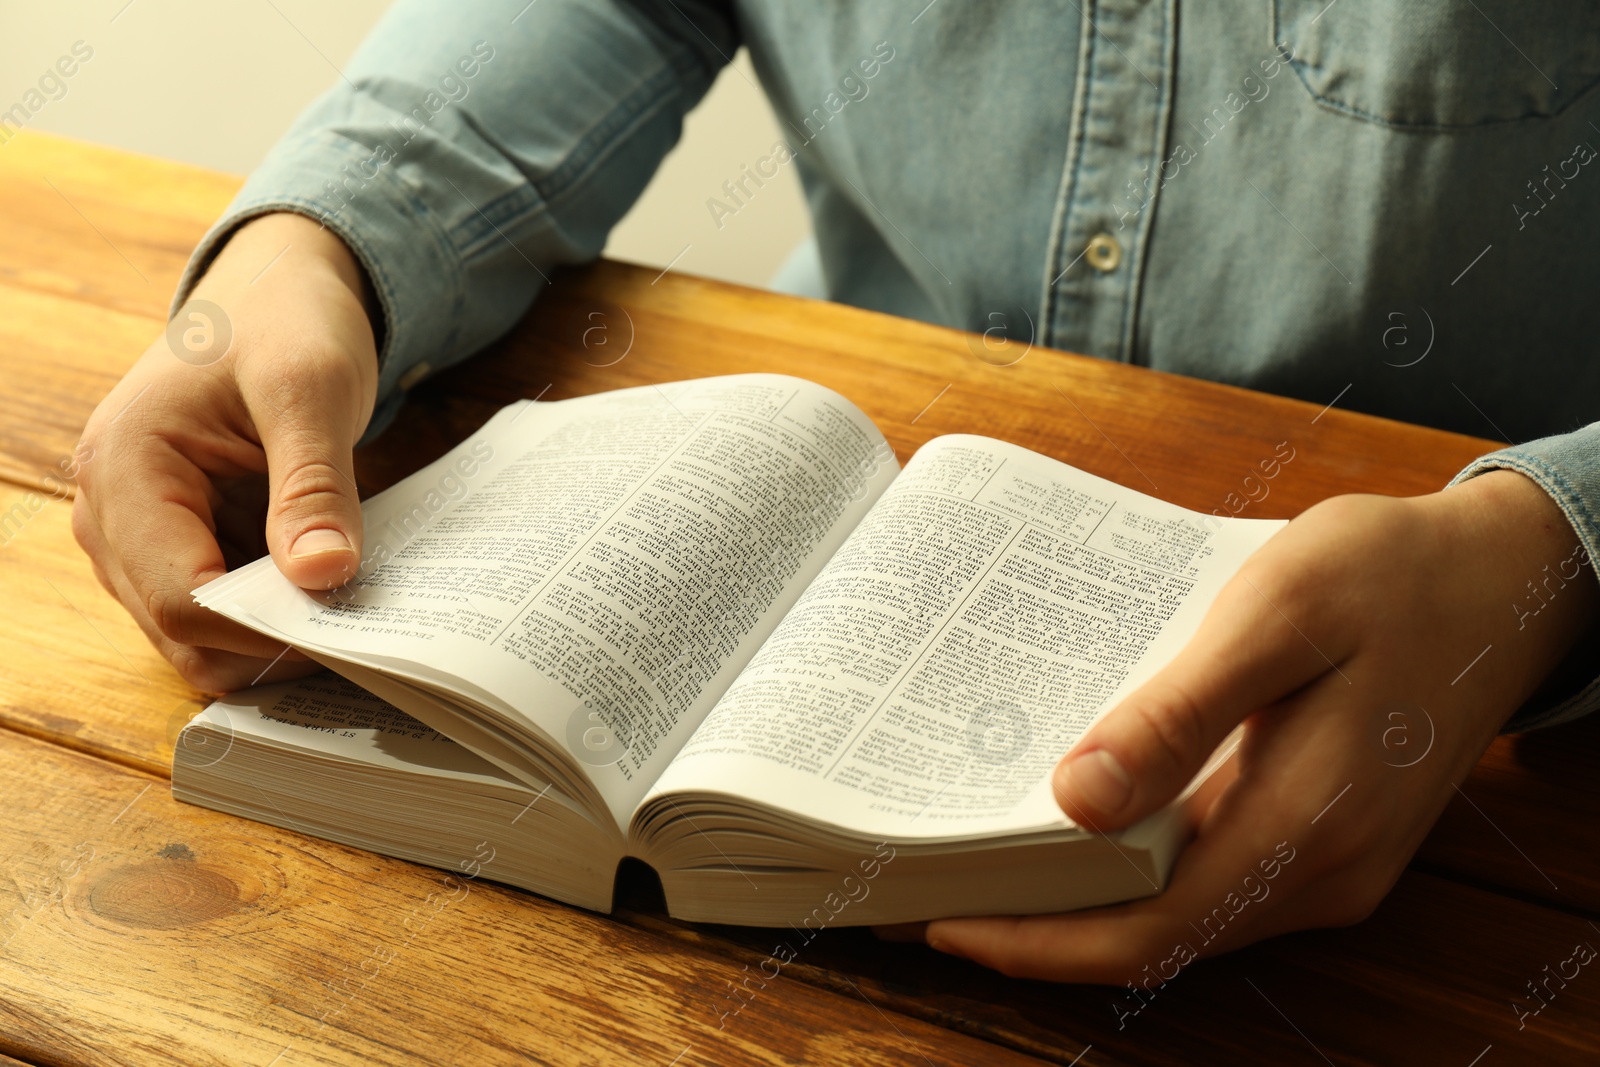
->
[1052,578,1339,831]
[256,385,365,591]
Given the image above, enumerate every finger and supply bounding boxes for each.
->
[249,355,366,591]
[1053,574,1353,831]
[77,499,312,690]
[930,680,1371,983]
[100,543,315,689]
[927,766,1300,983]
[76,500,123,603]
[75,481,305,663]
[167,638,323,694]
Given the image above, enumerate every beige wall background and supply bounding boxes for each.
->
[0,0,811,288]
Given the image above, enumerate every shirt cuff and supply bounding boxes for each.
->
[1448,421,1600,732]
[167,130,467,446]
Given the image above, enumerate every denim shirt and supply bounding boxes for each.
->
[172,0,1600,728]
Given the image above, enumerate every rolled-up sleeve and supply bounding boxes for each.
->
[169,0,736,439]
[1449,422,1600,731]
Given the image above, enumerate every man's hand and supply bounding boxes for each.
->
[73,212,379,692]
[914,471,1597,983]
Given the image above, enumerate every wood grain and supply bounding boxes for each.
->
[0,730,1051,1067]
[379,257,1501,515]
[6,129,1600,1066]
[617,870,1600,1067]
[10,474,1600,1064]
[0,133,231,495]
[6,241,1597,923]
[6,286,1593,927]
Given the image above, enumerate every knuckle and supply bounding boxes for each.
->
[170,644,226,693]
[986,942,1040,981]
[276,462,351,513]
[72,439,102,492]
[1131,681,1207,774]
[249,341,355,408]
[146,586,194,645]
[70,497,96,553]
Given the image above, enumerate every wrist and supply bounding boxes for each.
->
[192,212,380,337]
[1433,470,1598,703]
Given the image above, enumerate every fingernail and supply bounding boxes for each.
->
[1059,749,1133,815]
[290,528,351,559]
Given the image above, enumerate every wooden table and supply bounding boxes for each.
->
[2,131,1598,1067]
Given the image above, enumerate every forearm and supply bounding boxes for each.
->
[173,0,738,440]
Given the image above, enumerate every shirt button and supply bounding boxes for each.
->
[1085,233,1122,273]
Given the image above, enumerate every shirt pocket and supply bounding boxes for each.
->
[1271,0,1600,129]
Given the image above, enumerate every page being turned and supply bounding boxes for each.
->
[198,375,898,825]
[650,434,1286,841]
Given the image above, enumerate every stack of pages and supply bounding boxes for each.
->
[179,374,1282,925]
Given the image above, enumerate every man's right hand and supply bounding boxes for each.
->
[73,211,380,692]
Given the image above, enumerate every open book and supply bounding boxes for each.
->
[180,374,1285,925]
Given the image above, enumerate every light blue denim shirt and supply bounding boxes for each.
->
[173,0,1600,728]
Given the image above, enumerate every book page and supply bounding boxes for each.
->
[182,673,520,785]
[648,434,1285,840]
[197,375,898,826]
[177,673,623,912]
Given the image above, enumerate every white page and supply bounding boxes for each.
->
[185,672,521,785]
[649,435,1286,841]
[197,375,899,826]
